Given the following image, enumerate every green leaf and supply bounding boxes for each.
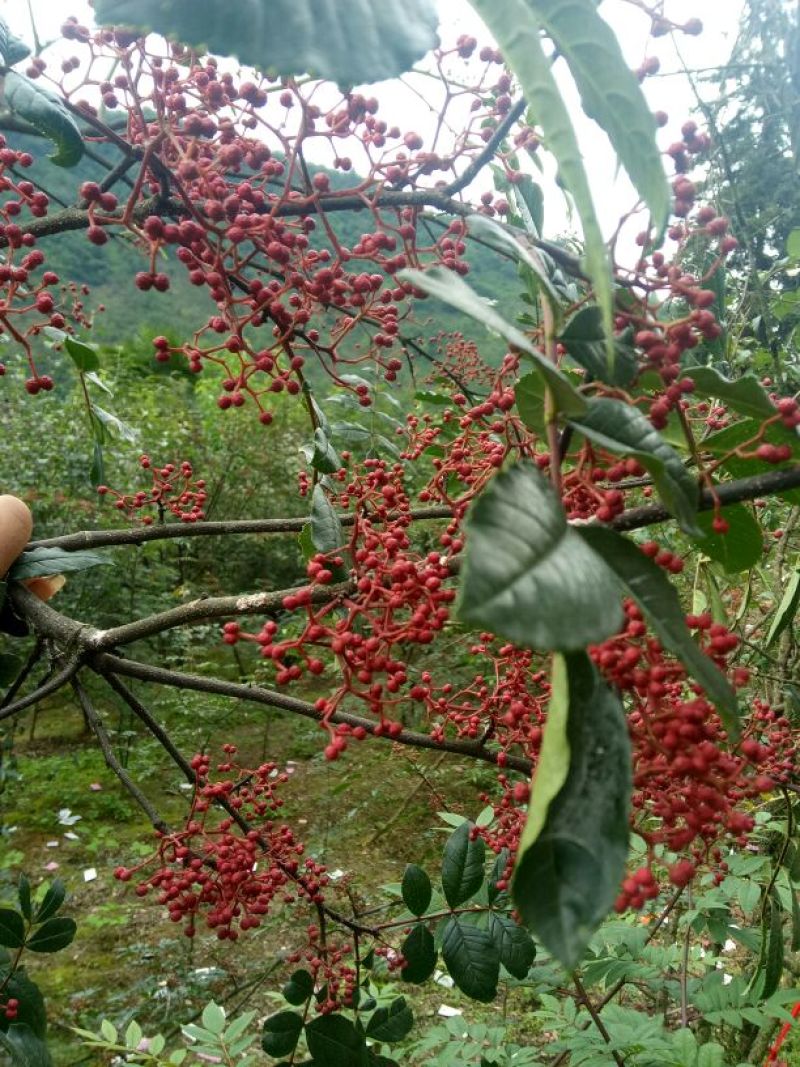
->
[512,652,631,969]
[701,419,800,505]
[457,462,623,651]
[91,406,138,444]
[33,880,65,924]
[441,822,485,908]
[576,526,739,736]
[310,485,343,553]
[310,428,341,475]
[3,971,47,1040]
[0,910,26,949]
[261,1011,304,1058]
[441,916,500,1002]
[400,924,436,984]
[365,997,414,1043]
[766,565,800,648]
[63,336,100,373]
[0,654,22,688]
[93,0,438,87]
[17,877,31,924]
[25,917,76,953]
[10,548,113,580]
[568,396,700,535]
[281,969,314,1006]
[515,372,547,436]
[487,849,511,907]
[692,504,763,574]
[468,0,614,367]
[465,214,562,310]
[559,307,637,386]
[4,72,83,167]
[0,1024,52,1067]
[89,440,105,490]
[487,914,536,979]
[401,865,432,917]
[124,1020,143,1049]
[0,20,31,66]
[399,267,587,417]
[304,1014,368,1067]
[688,367,775,420]
[787,229,800,259]
[201,1002,226,1036]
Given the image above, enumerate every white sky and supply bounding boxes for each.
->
[2,1,746,245]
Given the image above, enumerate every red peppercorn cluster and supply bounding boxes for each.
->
[97,456,207,524]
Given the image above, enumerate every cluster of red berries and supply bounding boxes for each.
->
[97,456,207,524]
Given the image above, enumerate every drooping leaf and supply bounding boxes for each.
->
[693,504,764,574]
[365,998,414,1043]
[568,396,700,535]
[0,910,25,949]
[688,366,775,420]
[63,337,100,373]
[281,969,314,1006]
[261,1011,304,1058]
[487,914,536,979]
[468,0,614,367]
[91,406,138,444]
[310,428,341,475]
[33,881,65,925]
[0,1024,52,1067]
[441,917,500,1002]
[309,485,343,553]
[559,307,637,386]
[400,924,436,984]
[577,526,739,736]
[747,893,785,1000]
[93,0,438,87]
[304,1013,368,1067]
[766,565,800,648]
[25,917,76,954]
[10,548,112,580]
[465,214,561,309]
[89,440,105,490]
[17,878,31,924]
[457,462,623,650]
[399,267,587,417]
[0,19,31,66]
[441,822,485,908]
[512,652,631,969]
[4,72,83,167]
[401,865,432,917]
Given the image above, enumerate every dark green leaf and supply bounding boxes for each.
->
[441,822,485,908]
[693,504,763,574]
[2,970,47,1039]
[512,652,631,969]
[748,893,785,1000]
[399,267,587,417]
[281,969,314,1007]
[441,916,499,1002]
[457,462,622,650]
[791,890,800,952]
[488,914,536,979]
[304,1014,368,1067]
[63,337,100,373]
[17,878,31,924]
[577,526,739,736]
[400,925,436,984]
[487,849,511,907]
[310,485,343,553]
[688,367,775,420]
[0,654,22,688]
[0,911,25,949]
[559,307,638,386]
[311,428,341,475]
[568,396,700,535]
[0,19,31,66]
[93,0,438,87]
[515,371,547,436]
[4,72,83,167]
[25,917,76,954]
[766,566,800,648]
[401,865,432,917]
[261,1011,304,1058]
[0,1024,52,1067]
[701,420,800,505]
[89,440,105,490]
[365,997,413,1043]
[10,548,112,580]
[33,881,65,925]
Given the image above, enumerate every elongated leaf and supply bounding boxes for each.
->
[527,0,669,230]
[17,877,31,924]
[309,485,343,553]
[559,307,637,386]
[513,652,631,969]
[25,917,76,953]
[366,997,413,1043]
[693,504,763,574]
[441,822,485,908]
[577,526,739,735]
[4,971,46,1039]
[465,214,561,309]
[457,462,623,650]
[468,0,614,366]
[94,0,438,87]
[688,367,775,420]
[0,910,25,949]
[0,19,31,66]
[401,865,432,917]
[515,371,547,436]
[304,1014,368,1066]
[441,916,499,1002]
[91,406,138,444]
[63,337,100,373]
[487,914,536,979]
[10,548,112,580]
[4,72,83,167]
[766,565,800,648]
[0,1025,52,1067]
[33,880,65,924]
[261,1011,303,1058]
[310,428,341,475]
[400,267,587,417]
[400,924,436,983]
[569,396,700,535]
